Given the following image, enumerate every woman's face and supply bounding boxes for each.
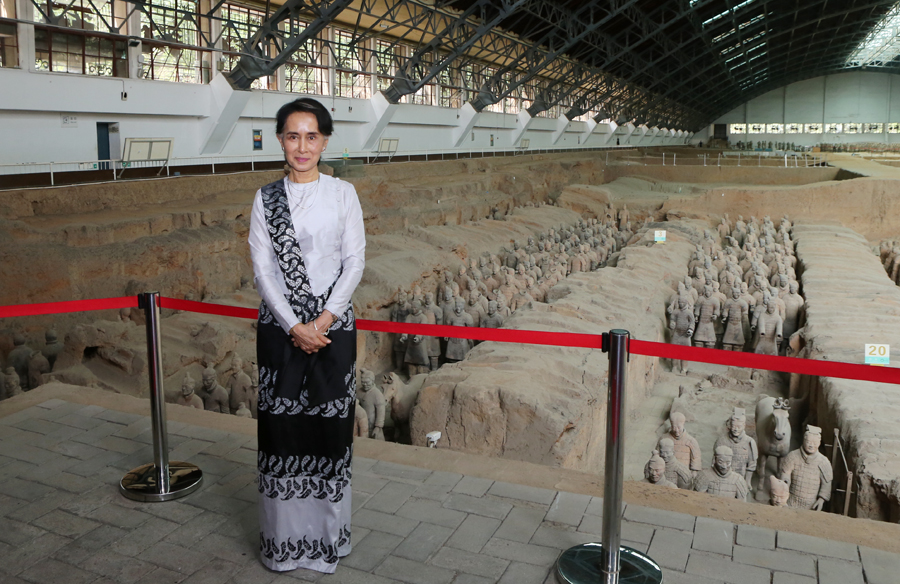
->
[278,111,328,179]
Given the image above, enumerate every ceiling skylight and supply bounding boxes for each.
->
[846,3,900,67]
[702,0,757,28]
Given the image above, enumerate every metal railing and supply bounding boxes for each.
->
[0,143,679,189]
[0,154,289,186]
[632,151,827,168]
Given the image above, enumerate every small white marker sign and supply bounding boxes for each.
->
[654,230,667,243]
[865,343,890,365]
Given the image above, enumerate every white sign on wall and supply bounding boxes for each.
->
[654,230,667,243]
[61,114,78,128]
[865,344,890,365]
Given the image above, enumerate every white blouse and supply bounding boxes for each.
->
[249,174,366,334]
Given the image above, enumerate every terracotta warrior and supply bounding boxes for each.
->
[391,291,411,369]
[481,300,504,329]
[658,437,692,489]
[42,329,64,370]
[752,298,783,355]
[668,282,693,315]
[617,205,629,231]
[464,290,485,328]
[8,333,33,390]
[444,298,474,362]
[423,292,442,371]
[714,408,758,485]
[27,350,50,389]
[354,400,368,438]
[176,373,204,409]
[658,411,702,473]
[693,445,749,500]
[779,425,833,510]
[227,354,253,415]
[668,298,695,374]
[439,286,456,323]
[644,451,677,488]
[455,265,472,293]
[357,369,386,440]
[692,285,720,348]
[781,281,804,342]
[720,286,749,351]
[200,366,229,414]
[401,300,431,376]
[3,366,21,400]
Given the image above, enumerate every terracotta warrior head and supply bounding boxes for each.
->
[181,373,196,397]
[769,476,789,507]
[713,445,733,474]
[202,366,217,390]
[727,407,746,439]
[647,451,666,484]
[658,437,676,462]
[803,425,822,455]
[669,412,686,439]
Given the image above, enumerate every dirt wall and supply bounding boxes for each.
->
[604,163,839,186]
[794,224,900,521]
[620,176,900,241]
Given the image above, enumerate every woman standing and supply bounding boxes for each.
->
[248,98,365,573]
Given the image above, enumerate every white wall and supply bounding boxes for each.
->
[0,67,688,167]
[712,71,900,147]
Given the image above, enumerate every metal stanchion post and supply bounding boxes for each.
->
[120,292,203,502]
[556,330,662,584]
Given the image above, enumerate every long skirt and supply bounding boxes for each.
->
[256,316,356,573]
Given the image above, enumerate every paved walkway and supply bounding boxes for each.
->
[2,398,899,584]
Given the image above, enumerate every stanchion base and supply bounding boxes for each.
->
[119,461,203,502]
[556,543,663,584]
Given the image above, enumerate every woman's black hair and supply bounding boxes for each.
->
[275,98,334,136]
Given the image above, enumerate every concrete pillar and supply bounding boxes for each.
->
[125,9,141,79]
[15,0,35,72]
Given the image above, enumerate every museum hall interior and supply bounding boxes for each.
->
[3,1,900,582]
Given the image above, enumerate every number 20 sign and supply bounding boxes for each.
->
[865,344,890,366]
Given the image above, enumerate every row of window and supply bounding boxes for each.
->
[0,0,610,122]
[729,122,900,134]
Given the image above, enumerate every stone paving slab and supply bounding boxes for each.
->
[0,400,898,584]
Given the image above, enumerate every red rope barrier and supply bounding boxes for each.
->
[2,294,897,386]
[0,296,138,318]
[156,297,605,349]
[356,319,604,349]
[629,340,900,385]
[158,297,259,320]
